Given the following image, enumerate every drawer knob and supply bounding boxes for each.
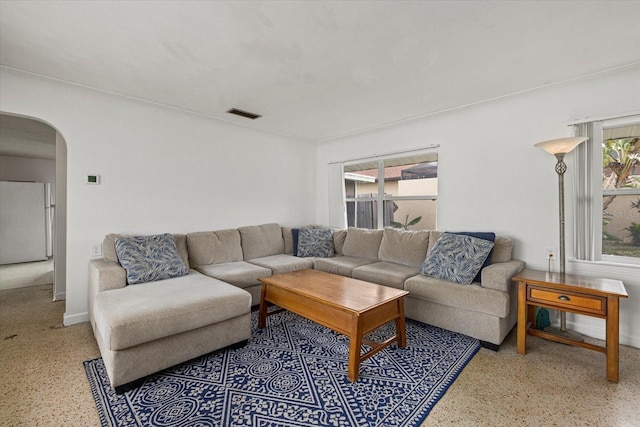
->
[558,295,571,301]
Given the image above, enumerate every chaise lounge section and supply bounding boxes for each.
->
[88,234,252,390]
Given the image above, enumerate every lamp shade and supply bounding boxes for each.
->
[534,137,588,155]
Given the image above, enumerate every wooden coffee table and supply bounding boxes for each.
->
[258,269,408,382]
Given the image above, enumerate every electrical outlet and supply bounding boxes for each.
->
[545,247,557,261]
[90,243,103,257]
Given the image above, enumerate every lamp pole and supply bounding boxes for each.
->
[555,153,567,275]
[555,153,569,332]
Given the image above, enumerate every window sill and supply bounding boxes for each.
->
[569,259,640,284]
[602,254,640,266]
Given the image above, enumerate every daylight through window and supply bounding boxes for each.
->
[343,152,437,230]
[602,125,640,259]
[574,115,640,265]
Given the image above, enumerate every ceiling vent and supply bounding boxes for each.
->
[227,108,262,120]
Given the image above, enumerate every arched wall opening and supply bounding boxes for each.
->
[0,112,68,307]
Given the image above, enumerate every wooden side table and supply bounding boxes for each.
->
[513,269,628,382]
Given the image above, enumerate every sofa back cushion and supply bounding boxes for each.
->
[238,223,285,260]
[186,229,243,267]
[333,229,347,255]
[282,227,296,255]
[341,227,383,260]
[491,237,513,263]
[378,228,430,268]
[103,234,120,262]
[427,230,441,254]
[103,233,190,269]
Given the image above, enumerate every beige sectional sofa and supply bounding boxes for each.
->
[88,223,524,390]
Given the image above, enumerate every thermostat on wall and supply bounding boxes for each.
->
[84,174,100,185]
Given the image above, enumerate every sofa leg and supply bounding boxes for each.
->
[479,340,500,352]
[114,377,146,395]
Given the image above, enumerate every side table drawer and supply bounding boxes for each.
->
[528,286,606,316]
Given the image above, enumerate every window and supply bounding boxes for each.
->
[602,125,640,259]
[343,152,437,230]
[574,115,640,264]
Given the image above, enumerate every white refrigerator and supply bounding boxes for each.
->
[0,181,51,265]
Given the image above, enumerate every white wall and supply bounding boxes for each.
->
[0,67,317,325]
[54,132,67,301]
[0,155,55,183]
[316,66,640,347]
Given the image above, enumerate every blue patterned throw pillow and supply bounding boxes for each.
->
[115,234,188,285]
[421,232,494,285]
[452,231,496,283]
[296,228,334,258]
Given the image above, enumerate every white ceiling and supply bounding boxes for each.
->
[1,1,640,144]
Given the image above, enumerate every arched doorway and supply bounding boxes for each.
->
[0,113,67,302]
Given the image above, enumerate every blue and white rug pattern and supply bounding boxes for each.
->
[84,310,480,427]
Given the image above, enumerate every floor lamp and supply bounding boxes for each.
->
[534,136,588,340]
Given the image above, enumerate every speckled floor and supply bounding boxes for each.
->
[1,284,638,426]
[0,258,54,291]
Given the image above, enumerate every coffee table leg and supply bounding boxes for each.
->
[258,283,268,329]
[348,317,363,382]
[397,298,407,348]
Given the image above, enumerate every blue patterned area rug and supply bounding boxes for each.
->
[84,310,479,427]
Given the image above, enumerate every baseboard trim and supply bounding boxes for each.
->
[64,311,88,326]
[53,292,65,301]
[567,319,639,349]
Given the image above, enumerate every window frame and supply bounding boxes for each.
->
[577,114,640,265]
[343,152,438,230]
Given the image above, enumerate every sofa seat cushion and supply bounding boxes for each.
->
[195,261,271,288]
[404,274,509,318]
[313,256,376,277]
[93,271,251,351]
[352,262,420,290]
[248,254,313,275]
